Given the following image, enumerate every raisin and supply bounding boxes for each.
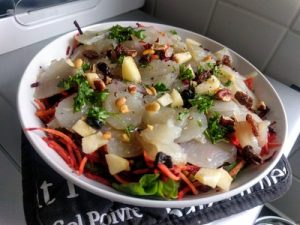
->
[242,145,262,164]
[86,117,103,129]
[154,152,173,168]
[181,89,195,108]
[97,62,111,75]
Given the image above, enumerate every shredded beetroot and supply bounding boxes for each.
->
[85,172,111,186]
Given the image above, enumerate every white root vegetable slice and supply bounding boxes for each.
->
[34,59,76,99]
[104,91,144,130]
[107,130,142,158]
[181,141,236,168]
[140,122,182,145]
[176,111,207,143]
[55,94,85,130]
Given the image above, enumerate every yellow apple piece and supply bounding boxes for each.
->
[105,153,130,175]
[122,56,141,83]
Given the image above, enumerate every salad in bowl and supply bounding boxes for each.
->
[19,21,285,207]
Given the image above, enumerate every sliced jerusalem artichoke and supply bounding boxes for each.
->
[34,59,76,99]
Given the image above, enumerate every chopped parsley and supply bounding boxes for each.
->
[108,25,145,43]
[169,29,177,35]
[125,125,137,136]
[87,106,110,123]
[197,119,202,127]
[189,94,214,113]
[82,62,90,72]
[224,80,232,87]
[179,64,194,81]
[197,65,205,74]
[154,82,169,93]
[177,109,190,121]
[58,72,93,111]
[204,113,233,144]
[117,55,125,64]
[58,69,110,125]
[212,65,221,77]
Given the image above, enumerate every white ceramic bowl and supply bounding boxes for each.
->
[17,21,287,208]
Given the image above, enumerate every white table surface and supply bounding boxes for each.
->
[0,10,299,225]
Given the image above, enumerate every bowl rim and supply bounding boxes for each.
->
[17,20,288,208]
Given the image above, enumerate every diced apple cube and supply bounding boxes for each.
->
[82,132,108,154]
[186,38,201,47]
[214,48,232,62]
[173,52,192,64]
[217,168,233,191]
[85,72,100,89]
[122,56,141,83]
[105,153,130,175]
[195,167,222,188]
[218,65,236,84]
[170,89,183,107]
[195,75,220,94]
[72,119,96,137]
[157,93,173,106]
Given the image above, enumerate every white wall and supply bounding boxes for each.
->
[144,0,300,88]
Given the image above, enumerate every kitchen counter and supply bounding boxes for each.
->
[0,10,299,225]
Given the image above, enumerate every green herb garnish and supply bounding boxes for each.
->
[58,72,93,111]
[169,29,177,35]
[58,69,110,125]
[189,94,214,113]
[179,64,194,81]
[117,55,125,64]
[224,80,232,87]
[82,62,90,72]
[113,174,179,199]
[177,109,190,121]
[87,106,110,123]
[108,25,145,43]
[125,124,137,137]
[197,65,205,74]
[154,82,169,93]
[197,119,202,127]
[212,65,221,77]
[204,113,233,144]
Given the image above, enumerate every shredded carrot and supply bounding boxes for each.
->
[113,174,129,184]
[143,151,154,167]
[157,163,180,181]
[85,172,111,186]
[178,182,202,199]
[27,127,78,149]
[34,99,46,110]
[78,156,88,175]
[42,137,73,168]
[179,172,198,195]
[229,160,246,178]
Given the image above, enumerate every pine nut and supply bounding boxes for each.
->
[147,124,154,130]
[142,49,155,55]
[102,131,112,140]
[74,58,83,69]
[119,104,130,113]
[115,97,127,107]
[145,102,160,112]
[121,133,130,142]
